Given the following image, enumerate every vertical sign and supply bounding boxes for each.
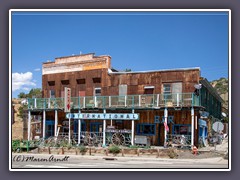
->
[64,87,71,112]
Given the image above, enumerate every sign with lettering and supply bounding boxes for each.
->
[160,116,175,124]
[66,113,139,120]
[64,87,71,113]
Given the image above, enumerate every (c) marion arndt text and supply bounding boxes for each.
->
[12,155,70,162]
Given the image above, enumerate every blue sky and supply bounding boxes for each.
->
[11,11,229,98]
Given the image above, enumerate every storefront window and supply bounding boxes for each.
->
[173,124,191,135]
[137,123,156,136]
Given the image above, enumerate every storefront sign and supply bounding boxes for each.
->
[64,87,71,113]
[106,129,132,133]
[66,113,139,120]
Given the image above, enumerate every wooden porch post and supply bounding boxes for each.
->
[103,109,106,147]
[191,107,195,148]
[68,116,71,144]
[54,110,58,136]
[164,108,168,147]
[43,110,46,139]
[78,110,81,145]
[131,109,135,145]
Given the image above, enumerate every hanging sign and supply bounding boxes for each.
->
[64,87,71,113]
[66,113,139,120]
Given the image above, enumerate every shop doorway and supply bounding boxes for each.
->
[90,122,103,132]
[73,120,86,133]
[45,120,55,138]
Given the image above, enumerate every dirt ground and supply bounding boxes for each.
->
[177,138,228,159]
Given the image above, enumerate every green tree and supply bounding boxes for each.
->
[18,92,27,98]
[17,88,42,99]
[28,88,42,98]
[16,88,42,119]
[17,104,28,119]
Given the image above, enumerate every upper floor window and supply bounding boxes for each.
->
[61,80,69,85]
[163,84,171,94]
[94,88,101,96]
[144,86,154,94]
[76,79,85,84]
[119,84,127,96]
[93,78,101,83]
[49,90,55,98]
[48,81,55,86]
[163,82,182,94]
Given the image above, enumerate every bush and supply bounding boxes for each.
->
[129,145,139,149]
[12,140,21,152]
[78,146,87,154]
[168,148,178,159]
[67,144,72,150]
[108,145,121,154]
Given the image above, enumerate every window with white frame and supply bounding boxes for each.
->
[94,87,101,96]
[119,84,127,96]
[49,90,55,98]
[163,83,182,94]
[163,83,182,104]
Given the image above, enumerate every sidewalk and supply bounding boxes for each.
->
[12,152,227,164]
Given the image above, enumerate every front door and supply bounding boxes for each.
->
[90,122,103,132]
[45,120,55,138]
[73,120,86,133]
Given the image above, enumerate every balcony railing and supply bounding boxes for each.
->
[27,93,200,110]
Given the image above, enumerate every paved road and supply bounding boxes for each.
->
[11,153,229,170]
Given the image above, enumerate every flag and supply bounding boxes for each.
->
[164,122,169,132]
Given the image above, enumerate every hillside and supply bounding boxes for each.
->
[12,98,24,140]
[210,77,229,110]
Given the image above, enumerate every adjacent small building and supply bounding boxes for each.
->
[26,53,223,147]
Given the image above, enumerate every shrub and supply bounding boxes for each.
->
[12,140,21,152]
[108,145,121,155]
[129,145,139,149]
[67,144,72,150]
[168,148,178,159]
[78,146,87,154]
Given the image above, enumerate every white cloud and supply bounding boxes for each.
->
[12,72,36,92]
[34,68,41,72]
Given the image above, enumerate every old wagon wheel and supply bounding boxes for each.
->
[111,133,125,146]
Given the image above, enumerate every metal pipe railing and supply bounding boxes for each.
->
[27,93,200,110]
